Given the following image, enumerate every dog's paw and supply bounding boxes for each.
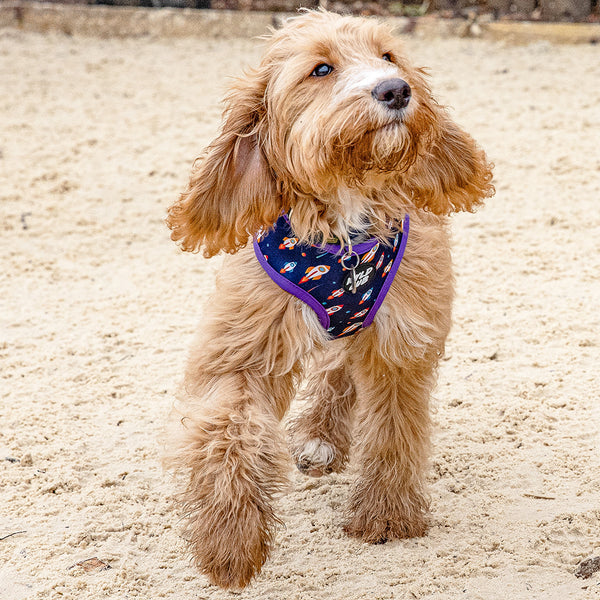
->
[187,497,274,590]
[344,512,428,544]
[291,437,337,477]
[344,500,428,544]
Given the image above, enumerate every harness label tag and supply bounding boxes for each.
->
[343,264,375,293]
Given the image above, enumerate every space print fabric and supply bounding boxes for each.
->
[253,213,409,339]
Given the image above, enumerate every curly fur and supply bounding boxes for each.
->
[165,10,494,590]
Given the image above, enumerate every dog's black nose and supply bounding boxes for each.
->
[371,78,411,110]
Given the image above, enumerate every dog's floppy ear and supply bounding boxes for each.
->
[167,71,281,258]
[406,109,494,214]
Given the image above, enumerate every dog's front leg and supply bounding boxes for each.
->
[166,260,313,589]
[344,330,440,543]
[172,371,295,589]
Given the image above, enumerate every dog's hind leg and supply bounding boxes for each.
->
[288,346,356,477]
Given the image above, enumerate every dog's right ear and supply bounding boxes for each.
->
[167,71,281,258]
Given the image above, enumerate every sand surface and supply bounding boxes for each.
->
[1,24,600,600]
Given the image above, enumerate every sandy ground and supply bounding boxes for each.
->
[1,23,600,600]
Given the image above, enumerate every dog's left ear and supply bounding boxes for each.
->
[407,109,494,214]
[166,71,281,258]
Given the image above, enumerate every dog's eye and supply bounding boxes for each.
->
[311,63,334,77]
[382,53,393,62]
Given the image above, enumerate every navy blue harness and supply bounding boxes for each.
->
[253,214,409,339]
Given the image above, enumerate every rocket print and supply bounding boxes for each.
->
[327,288,345,300]
[360,243,379,264]
[279,261,297,274]
[279,236,298,250]
[358,288,373,305]
[299,265,330,284]
[341,323,362,335]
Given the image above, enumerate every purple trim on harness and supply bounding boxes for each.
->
[321,237,379,255]
[253,238,331,330]
[282,213,379,256]
[362,214,410,328]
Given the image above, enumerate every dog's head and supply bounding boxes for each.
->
[167,10,494,257]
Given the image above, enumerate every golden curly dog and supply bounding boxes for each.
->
[166,10,493,589]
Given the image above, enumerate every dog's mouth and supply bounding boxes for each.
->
[365,117,404,136]
[352,112,419,175]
